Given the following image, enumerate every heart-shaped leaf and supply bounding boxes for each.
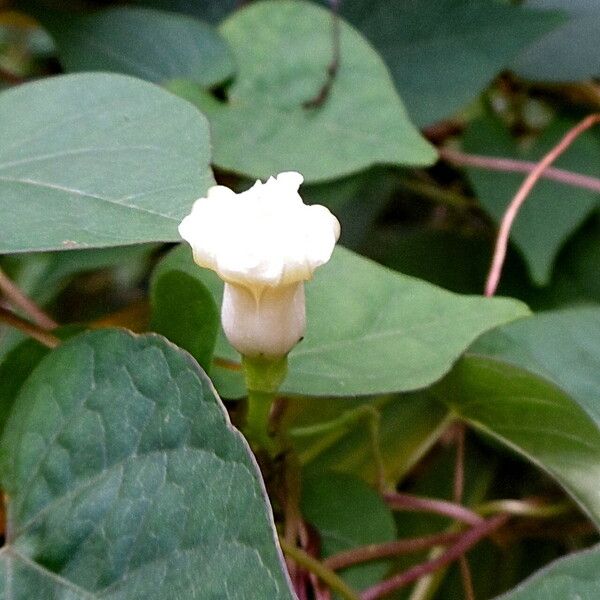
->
[0,73,213,253]
[170,0,437,182]
[0,329,295,598]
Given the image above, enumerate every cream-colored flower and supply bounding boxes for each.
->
[178,172,340,358]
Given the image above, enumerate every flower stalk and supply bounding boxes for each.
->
[242,355,288,453]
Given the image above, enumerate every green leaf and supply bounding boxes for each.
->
[171,0,436,183]
[150,270,220,373]
[472,307,600,424]
[463,115,600,285]
[130,0,236,24]
[154,243,530,397]
[301,472,396,592]
[0,329,295,598]
[45,7,234,87]
[495,544,600,600]
[514,1,600,81]
[0,326,82,437]
[340,0,563,126]
[0,72,213,253]
[436,355,600,527]
[289,393,450,486]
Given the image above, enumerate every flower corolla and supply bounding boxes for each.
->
[178,171,340,358]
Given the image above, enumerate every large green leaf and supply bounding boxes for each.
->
[340,0,563,126]
[437,355,600,527]
[45,7,234,87]
[153,244,530,397]
[463,115,600,285]
[0,329,295,598]
[0,72,213,253]
[171,0,436,183]
[494,544,600,600]
[514,1,600,81]
[472,307,600,424]
[301,472,396,592]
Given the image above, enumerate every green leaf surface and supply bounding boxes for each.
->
[472,307,600,424]
[153,243,530,397]
[0,72,213,253]
[495,544,600,600]
[340,0,563,126]
[150,270,220,373]
[437,355,600,527]
[130,0,237,24]
[45,7,234,87]
[463,116,600,285]
[514,1,600,81]
[301,472,396,592]
[289,393,450,487]
[0,326,82,437]
[0,329,295,598]
[171,0,436,183]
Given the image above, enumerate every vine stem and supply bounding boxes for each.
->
[359,514,510,600]
[439,147,600,194]
[383,492,483,526]
[279,537,361,600]
[452,425,474,600]
[0,266,58,330]
[323,532,461,571]
[0,307,60,348]
[484,113,600,297]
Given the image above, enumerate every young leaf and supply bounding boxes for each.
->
[150,270,220,373]
[153,244,530,397]
[171,0,437,183]
[0,329,295,598]
[0,73,213,253]
[44,7,234,87]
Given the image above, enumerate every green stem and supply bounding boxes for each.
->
[278,537,361,600]
[245,389,277,453]
[241,355,288,454]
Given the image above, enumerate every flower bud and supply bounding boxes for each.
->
[178,172,340,358]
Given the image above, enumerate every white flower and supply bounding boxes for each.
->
[178,172,340,358]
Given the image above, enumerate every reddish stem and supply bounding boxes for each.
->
[484,113,600,297]
[360,514,509,600]
[0,307,60,348]
[324,532,461,571]
[0,266,57,330]
[383,492,483,526]
[439,147,600,194]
